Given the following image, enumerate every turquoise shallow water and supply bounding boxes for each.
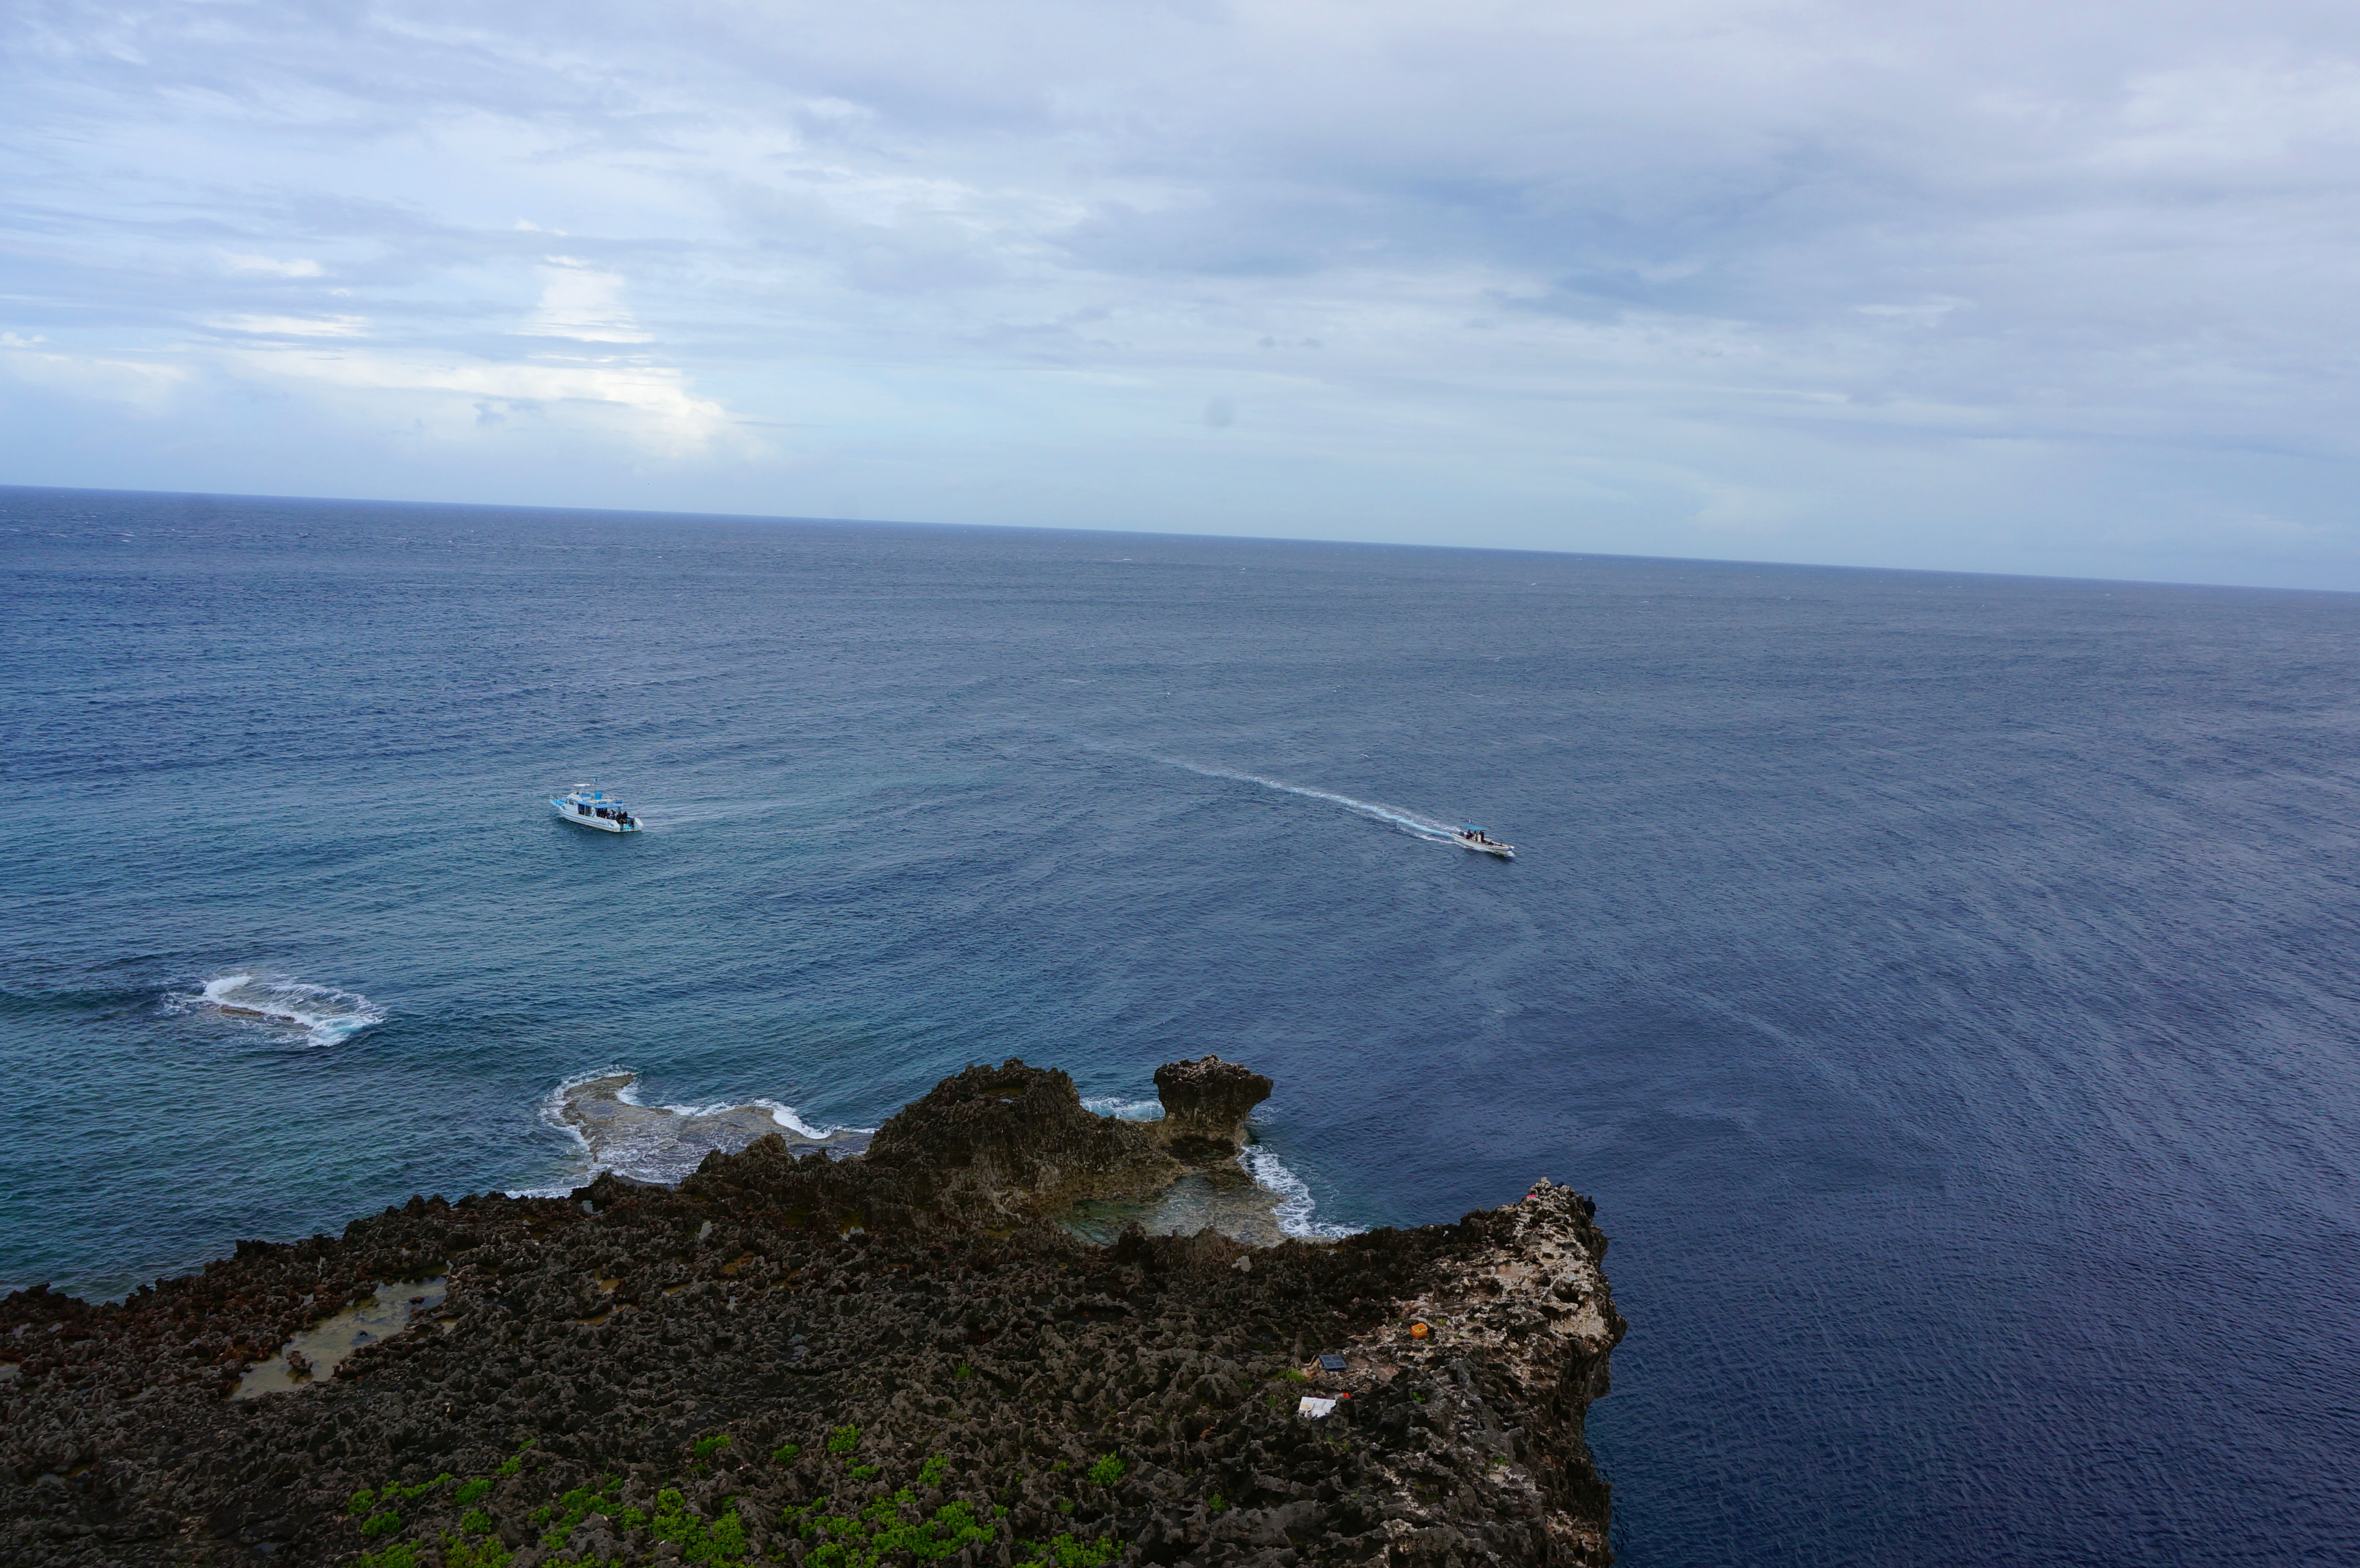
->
[5,485,2359,1565]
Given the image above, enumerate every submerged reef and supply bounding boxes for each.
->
[0,1058,1623,1568]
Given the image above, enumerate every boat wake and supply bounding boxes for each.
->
[1147,754,1464,844]
[171,973,385,1048]
[530,1070,873,1191]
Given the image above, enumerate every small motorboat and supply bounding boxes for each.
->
[1454,825,1514,858]
[552,783,641,833]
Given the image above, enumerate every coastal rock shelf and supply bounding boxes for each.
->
[0,1058,1624,1568]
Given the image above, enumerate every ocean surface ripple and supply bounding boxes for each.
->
[4,487,2358,1566]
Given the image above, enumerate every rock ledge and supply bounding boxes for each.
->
[0,1057,1623,1568]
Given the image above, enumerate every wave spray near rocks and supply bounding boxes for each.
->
[539,1071,872,1189]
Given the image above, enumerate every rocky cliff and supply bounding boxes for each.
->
[0,1059,1623,1568]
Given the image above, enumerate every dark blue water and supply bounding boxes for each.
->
[5,485,2357,1565]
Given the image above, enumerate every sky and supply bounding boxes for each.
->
[7,0,2360,588]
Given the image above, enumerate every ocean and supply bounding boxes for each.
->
[3,485,2355,1565]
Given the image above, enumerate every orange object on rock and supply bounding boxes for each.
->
[1410,1322,1430,1339]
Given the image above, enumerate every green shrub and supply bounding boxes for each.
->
[438,1534,512,1568]
[849,1463,882,1481]
[355,1545,419,1568]
[694,1433,733,1462]
[797,1490,995,1568]
[1207,1494,1229,1515]
[496,1438,537,1478]
[360,1472,454,1511]
[1275,1368,1309,1384]
[773,1443,802,1466]
[1085,1454,1124,1486]
[1013,1532,1118,1568]
[918,1454,949,1487]
[359,1510,402,1538]
[537,1478,625,1548]
[455,1478,493,1506]
[651,1487,754,1565]
[826,1424,861,1455]
[460,1508,494,1536]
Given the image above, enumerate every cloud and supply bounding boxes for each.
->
[0,340,188,410]
[221,253,325,277]
[524,258,653,343]
[5,0,2360,584]
[210,314,369,337]
[233,344,740,454]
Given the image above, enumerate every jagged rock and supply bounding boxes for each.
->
[580,1169,671,1212]
[0,1058,1621,1568]
[862,1058,1183,1216]
[1150,1055,1275,1155]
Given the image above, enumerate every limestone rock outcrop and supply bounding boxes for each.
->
[1305,1179,1624,1565]
[1150,1054,1274,1154]
[862,1057,1185,1215]
[0,1057,1622,1568]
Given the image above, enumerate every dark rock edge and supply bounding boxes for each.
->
[1,1058,1624,1568]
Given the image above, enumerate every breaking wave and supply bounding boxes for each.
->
[1082,1096,1165,1121]
[1083,1084,1357,1241]
[529,1069,873,1192]
[1241,1144,1364,1240]
[171,973,385,1048]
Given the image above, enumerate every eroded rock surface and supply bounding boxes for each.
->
[862,1059,1185,1216]
[1289,1181,1622,1567]
[1150,1057,1274,1155]
[0,1059,1623,1568]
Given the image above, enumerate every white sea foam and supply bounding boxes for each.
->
[1241,1144,1364,1240]
[174,972,385,1047]
[757,1099,840,1139]
[1082,1096,1166,1121]
[1145,753,1465,844]
[522,1069,873,1194]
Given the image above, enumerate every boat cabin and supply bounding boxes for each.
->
[553,784,640,831]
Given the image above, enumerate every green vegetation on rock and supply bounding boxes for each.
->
[788,1487,996,1568]
[1013,1531,1121,1568]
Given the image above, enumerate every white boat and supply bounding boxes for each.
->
[1454,825,1514,858]
[552,784,641,833]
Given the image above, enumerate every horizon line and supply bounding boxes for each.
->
[4,480,2348,601]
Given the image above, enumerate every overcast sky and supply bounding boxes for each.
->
[7,0,2360,587]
